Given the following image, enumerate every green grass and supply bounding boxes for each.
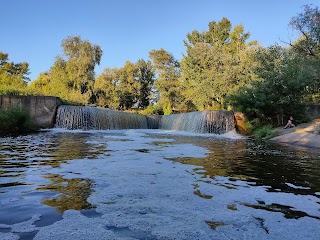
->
[0,108,39,136]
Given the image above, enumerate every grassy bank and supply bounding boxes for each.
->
[0,108,39,136]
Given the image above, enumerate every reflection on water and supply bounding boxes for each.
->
[164,136,320,197]
[0,131,107,227]
[0,130,319,235]
[240,202,320,220]
[37,174,94,213]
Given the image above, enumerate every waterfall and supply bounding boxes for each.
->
[55,106,148,130]
[55,106,235,134]
[146,115,162,129]
[160,111,235,134]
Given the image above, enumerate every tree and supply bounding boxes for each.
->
[29,36,102,104]
[117,61,140,110]
[229,45,318,125]
[289,4,320,57]
[149,49,182,111]
[180,18,258,111]
[288,5,320,103]
[0,52,29,94]
[135,59,155,108]
[94,68,120,109]
[94,59,154,110]
[61,36,102,94]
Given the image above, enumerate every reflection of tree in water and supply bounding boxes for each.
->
[167,138,247,178]
[167,136,320,196]
[37,174,94,213]
[35,133,105,167]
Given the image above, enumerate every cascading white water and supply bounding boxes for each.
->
[160,111,235,134]
[55,106,235,134]
[55,106,148,130]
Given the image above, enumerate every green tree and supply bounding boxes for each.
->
[149,49,182,110]
[180,18,258,111]
[229,45,318,125]
[29,36,102,104]
[117,61,140,110]
[61,36,102,94]
[94,68,120,109]
[135,59,155,108]
[289,4,320,57]
[288,5,320,103]
[0,52,29,94]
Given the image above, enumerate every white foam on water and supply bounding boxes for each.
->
[139,128,245,139]
[285,182,312,190]
[2,129,319,240]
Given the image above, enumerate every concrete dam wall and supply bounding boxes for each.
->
[0,95,62,128]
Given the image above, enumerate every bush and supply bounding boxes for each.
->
[252,124,279,139]
[0,108,38,136]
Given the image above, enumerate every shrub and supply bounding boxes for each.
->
[252,124,279,139]
[0,108,38,136]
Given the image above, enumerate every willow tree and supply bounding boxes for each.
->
[180,18,258,111]
[62,36,102,94]
[30,36,102,104]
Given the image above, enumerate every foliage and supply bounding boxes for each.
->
[0,108,38,135]
[230,5,320,127]
[180,18,259,111]
[149,49,183,110]
[229,45,318,125]
[163,101,173,115]
[28,36,102,105]
[289,5,320,58]
[252,124,279,139]
[94,59,155,110]
[139,104,163,115]
[0,52,29,94]
[136,59,155,108]
[93,68,120,108]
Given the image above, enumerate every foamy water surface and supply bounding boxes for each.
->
[0,129,319,240]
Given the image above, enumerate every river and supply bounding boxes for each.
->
[0,129,319,239]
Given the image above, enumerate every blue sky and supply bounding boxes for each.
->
[2,0,319,81]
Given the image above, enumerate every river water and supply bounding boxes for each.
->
[0,129,319,239]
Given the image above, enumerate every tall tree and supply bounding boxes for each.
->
[117,61,140,110]
[289,4,320,57]
[94,68,120,109]
[181,18,258,111]
[29,36,102,104]
[288,5,320,103]
[0,52,29,94]
[61,35,102,94]
[149,49,182,111]
[135,59,155,108]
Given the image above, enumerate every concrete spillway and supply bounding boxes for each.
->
[55,106,235,134]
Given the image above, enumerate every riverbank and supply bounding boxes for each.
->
[271,119,320,149]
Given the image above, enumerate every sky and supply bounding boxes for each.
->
[1,0,319,81]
